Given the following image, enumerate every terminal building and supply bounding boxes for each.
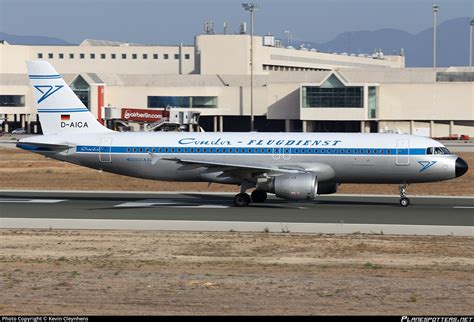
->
[0,32,473,136]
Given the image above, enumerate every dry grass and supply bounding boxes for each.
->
[0,230,472,315]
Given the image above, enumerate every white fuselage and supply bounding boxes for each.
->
[20,131,459,185]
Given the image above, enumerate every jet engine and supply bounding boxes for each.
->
[258,173,318,200]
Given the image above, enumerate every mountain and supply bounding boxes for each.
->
[0,32,71,45]
[1,17,471,66]
[300,17,472,67]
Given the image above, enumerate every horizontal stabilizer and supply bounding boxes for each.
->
[16,141,72,152]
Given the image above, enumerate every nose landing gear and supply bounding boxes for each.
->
[399,184,410,207]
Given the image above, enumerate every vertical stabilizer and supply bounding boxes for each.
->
[26,60,112,135]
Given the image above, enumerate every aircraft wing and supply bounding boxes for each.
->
[157,156,335,180]
[158,156,298,174]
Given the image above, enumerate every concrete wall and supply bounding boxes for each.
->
[378,83,474,120]
[0,42,195,75]
[195,35,251,75]
[266,83,300,119]
[378,120,474,136]
[195,34,405,75]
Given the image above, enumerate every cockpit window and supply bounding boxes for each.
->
[441,147,452,154]
[431,147,452,155]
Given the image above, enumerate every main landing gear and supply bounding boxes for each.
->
[233,193,251,207]
[399,184,410,207]
[233,190,268,207]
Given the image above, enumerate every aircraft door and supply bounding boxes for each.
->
[396,139,409,166]
[99,137,112,163]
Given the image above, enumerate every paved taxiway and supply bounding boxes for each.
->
[1,191,473,236]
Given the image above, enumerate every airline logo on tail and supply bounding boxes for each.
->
[34,85,64,103]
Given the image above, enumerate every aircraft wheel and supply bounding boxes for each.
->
[251,190,267,203]
[234,193,251,207]
[399,197,410,207]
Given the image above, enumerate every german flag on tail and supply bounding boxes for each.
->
[61,114,70,121]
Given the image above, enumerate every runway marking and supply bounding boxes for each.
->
[115,202,171,208]
[0,199,65,204]
[453,206,474,209]
[171,205,229,209]
[114,201,230,209]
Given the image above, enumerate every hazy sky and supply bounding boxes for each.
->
[0,0,472,44]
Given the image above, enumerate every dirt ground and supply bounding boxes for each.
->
[0,230,473,315]
[1,146,473,315]
[0,146,473,195]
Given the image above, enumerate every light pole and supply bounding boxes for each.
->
[433,4,439,68]
[242,3,259,132]
[470,19,474,67]
[285,30,292,45]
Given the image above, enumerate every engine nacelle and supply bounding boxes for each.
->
[317,183,339,195]
[259,173,318,200]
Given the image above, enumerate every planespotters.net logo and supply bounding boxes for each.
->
[123,110,162,120]
[401,317,473,322]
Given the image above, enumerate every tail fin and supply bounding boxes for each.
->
[26,60,112,135]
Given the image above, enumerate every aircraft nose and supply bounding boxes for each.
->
[455,157,468,178]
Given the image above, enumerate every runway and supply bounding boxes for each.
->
[1,190,473,236]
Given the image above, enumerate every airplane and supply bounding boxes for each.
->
[17,61,468,207]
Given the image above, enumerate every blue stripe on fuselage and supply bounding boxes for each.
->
[75,146,427,156]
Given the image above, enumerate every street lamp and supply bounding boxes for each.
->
[284,30,292,45]
[242,3,260,132]
[433,4,439,68]
[470,19,474,67]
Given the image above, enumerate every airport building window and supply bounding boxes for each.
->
[90,53,95,59]
[70,75,90,108]
[185,54,190,60]
[37,53,43,59]
[69,53,74,59]
[164,54,169,60]
[153,54,158,59]
[0,95,25,107]
[368,86,377,118]
[143,54,148,59]
[122,54,127,59]
[48,53,53,59]
[132,54,137,59]
[111,54,116,59]
[59,53,64,59]
[148,96,218,108]
[302,75,363,108]
[80,53,85,59]
[174,54,179,59]
[101,53,106,59]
